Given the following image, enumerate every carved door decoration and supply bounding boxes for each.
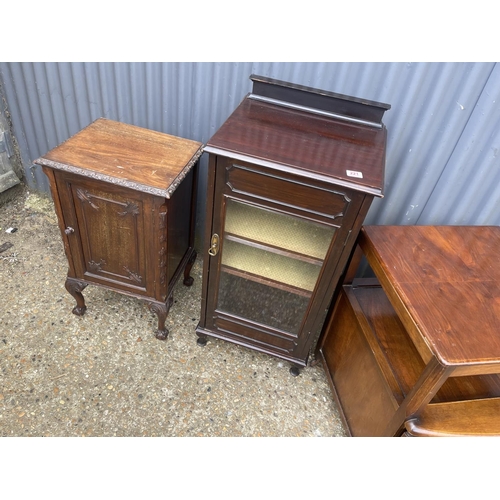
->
[55,172,151,296]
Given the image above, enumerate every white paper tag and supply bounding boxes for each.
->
[346,170,363,178]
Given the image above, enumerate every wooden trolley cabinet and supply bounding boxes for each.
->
[35,118,203,340]
[196,75,390,374]
[317,225,500,436]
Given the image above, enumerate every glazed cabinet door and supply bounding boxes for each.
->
[203,158,366,365]
[54,171,159,298]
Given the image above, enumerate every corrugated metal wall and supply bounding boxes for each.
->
[1,62,499,243]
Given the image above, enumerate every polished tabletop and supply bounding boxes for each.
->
[359,225,500,368]
[205,96,387,196]
[35,118,203,198]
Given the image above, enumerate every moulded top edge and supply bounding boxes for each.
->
[203,145,384,198]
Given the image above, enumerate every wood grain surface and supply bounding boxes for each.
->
[405,397,500,436]
[360,225,500,367]
[206,98,386,194]
[36,118,203,193]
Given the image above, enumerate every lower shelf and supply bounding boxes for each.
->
[318,282,500,436]
[221,238,320,293]
[405,397,500,436]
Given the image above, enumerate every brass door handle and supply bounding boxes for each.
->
[208,234,219,256]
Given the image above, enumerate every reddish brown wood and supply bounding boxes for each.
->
[383,357,453,437]
[318,225,500,436]
[205,98,387,195]
[196,77,389,371]
[64,278,88,316]
[318,288,399,436]
[36,119,202,339]
[40,118,202,197]
[360,225,500,369]
[224,162,352,218]
[405,397,500,436]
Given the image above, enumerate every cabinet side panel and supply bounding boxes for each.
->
[167,168,194,284]
[321,289,396,436]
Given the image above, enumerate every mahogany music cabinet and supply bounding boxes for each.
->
[36,118,203,340]
[196,75,390,374]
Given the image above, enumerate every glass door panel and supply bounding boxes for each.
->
[224,200,334,259]
[217,199,336,335]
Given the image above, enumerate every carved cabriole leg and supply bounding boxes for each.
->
[65,278,88,316]
[183,250,197,286]
[148,295,174,340]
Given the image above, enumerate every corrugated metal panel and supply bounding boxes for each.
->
[418,63,500,225]
[366,62,497,225]
[1,62,499,236]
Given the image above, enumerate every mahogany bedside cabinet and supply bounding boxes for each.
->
[35,118,203,340]
[196,75,390,375]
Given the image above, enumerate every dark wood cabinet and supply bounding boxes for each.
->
[35,118,203,339]
[196,75,390,373]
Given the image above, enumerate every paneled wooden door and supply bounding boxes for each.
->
[54,170,159,298]
[200,157,363,366]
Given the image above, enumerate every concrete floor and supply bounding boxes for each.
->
[0,185,346,437]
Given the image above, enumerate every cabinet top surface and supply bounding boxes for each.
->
[360,225,500,367]
[35,118,203,197]
[205,97,387,195]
